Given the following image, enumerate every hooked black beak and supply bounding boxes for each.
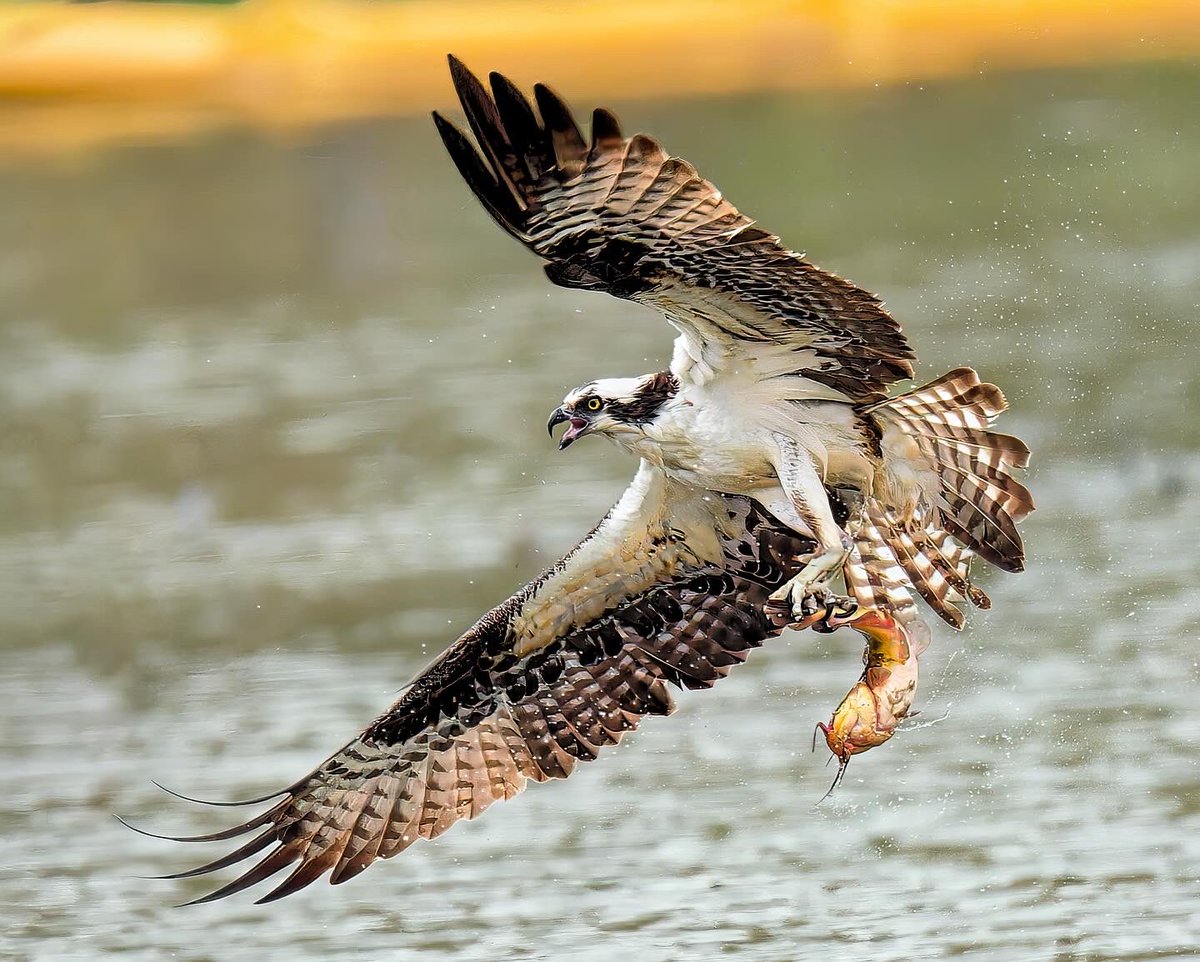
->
[546,407,569,437]
[546,407,590,451]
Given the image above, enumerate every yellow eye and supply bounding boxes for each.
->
[585,397,603,412]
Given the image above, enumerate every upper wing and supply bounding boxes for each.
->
[433,55,914,402]
[145,463,830,904]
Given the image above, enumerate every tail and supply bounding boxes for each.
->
[858,367,1034,626]
[850,500,990,630]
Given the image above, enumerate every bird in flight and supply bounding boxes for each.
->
[128,56,1032,904]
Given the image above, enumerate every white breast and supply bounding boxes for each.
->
[635,388,779,493]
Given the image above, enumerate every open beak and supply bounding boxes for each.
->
[547,407,591,451]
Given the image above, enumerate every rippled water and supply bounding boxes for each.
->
[3,63,1199,961]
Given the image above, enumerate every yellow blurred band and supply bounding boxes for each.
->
[1,0,1198,158]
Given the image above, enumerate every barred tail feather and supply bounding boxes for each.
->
[855,500,990,629]
[843,511,916,618]
[843,509,931,651]
[921,523,991,611]
[867,366,1034,573]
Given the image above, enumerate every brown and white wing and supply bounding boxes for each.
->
[433,56,914,402]
[141,463,827,904]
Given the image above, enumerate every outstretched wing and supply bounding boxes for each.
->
[433,56,914,402]
[144,464,834,904]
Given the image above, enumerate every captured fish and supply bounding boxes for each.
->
[797,604,929,800]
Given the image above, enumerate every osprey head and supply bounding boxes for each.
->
[547,371,679,451]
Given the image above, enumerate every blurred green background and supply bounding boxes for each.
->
[1,7,1198,962]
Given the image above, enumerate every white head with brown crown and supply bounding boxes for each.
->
[546,371,680,452]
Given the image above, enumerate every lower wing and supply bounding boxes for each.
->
[132,463,838,904]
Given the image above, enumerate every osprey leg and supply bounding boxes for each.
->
[760,435,852,620]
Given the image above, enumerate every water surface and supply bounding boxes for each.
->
[2,63,1198,961]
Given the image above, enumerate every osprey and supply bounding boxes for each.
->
[130,57,1031,904]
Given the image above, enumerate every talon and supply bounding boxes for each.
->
[808,616,839,635]
[829,598,860,621]
[788,607,829,632]
[826,605,897,634]
[800,592,825,619]
[769,573,842,625]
